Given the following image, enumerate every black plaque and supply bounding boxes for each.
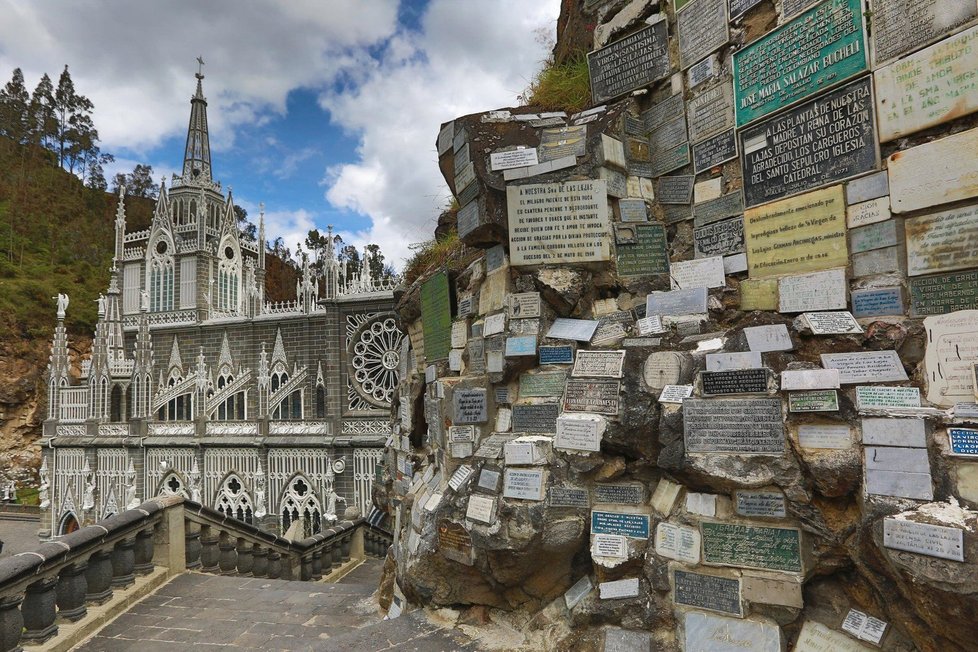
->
[650,115,689,156]
[563,379,621,415]
[682,398,785,453]
[593,484,644,504]
[700,368,769,396]
[674,570,742,616]
[692,129,737,174]
[678,0,730,70]
[548,487,590,507]
[624,114,646,137]
[658,176,695,204]
[687,82,734,143]
[663,204,693,224]
[642,94,684,132]
[693,191,744,228]
[511,403,560,433]
[651,143,691,177]
[694,217,745,258]
[729,0,763,20]
[588,22,671,104]
[740,76,879,208]
[628,161,655,178]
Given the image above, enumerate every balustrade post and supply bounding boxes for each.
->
[300,555,312,581]
[364,531,375,556]
[199,526,220,573]
[84,549,114,604]
[280,555,294,581]
[56,561,88,623]
[185,523,202,570]
[133,528,155,575]
[340,533,352,562]
[251,546,268,578]
[311,550,323,580]
[21,577,58,644]
[331,543,342,568]
[111,536,136,588]
[0,594,24,652]
[267,551,282,579]
[235,538,253,576]
[218,535,237,575]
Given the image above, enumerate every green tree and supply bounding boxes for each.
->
[27,73,56,151]
[113,163,157,198]
[0,68,30,142]
[53,65,99,174]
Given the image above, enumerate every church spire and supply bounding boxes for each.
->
[182,57,212,183]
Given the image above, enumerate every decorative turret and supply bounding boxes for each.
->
[113,184,126,264]
[182,57,213,183]
[130,293,154,419]
[46,294,71,420]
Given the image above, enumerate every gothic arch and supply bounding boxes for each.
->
[157,471,190,499]
[214,472,254,525]
[58,511,80,536]
[279,473,323,537]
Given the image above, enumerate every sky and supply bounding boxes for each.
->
[0,0,561,268]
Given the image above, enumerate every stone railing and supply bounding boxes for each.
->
[0,496,392,652]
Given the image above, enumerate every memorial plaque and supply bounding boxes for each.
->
[663,204,693,224]
[674,570,743,616]
[789,390,840,412]
[491,147,539,171]
[683,398,785,453]
[924,310,978,406]
[636,315,666,335]
[466,495,496,524]
[564,379,621,415]
[458,293,474,318]
[477,468,502,492]
[909,270,978,315]
[688,82,735,143]
[841,610,888,647]
[467,338,486,375]
[880,27,978,138]
[732,0,869,126]
[847,196,891,230]
[618,198,648,223]
[846,171,889,205]
[949,428,978,456]
[650,142,691,178]
[795,620,876,652]
[855,385,921,409]
[505,335,537,357]
[805,311,863,335]
[539,345,574,365]
[693,129,738,174]
[906,203,978,276]
[782,0,820,18]
[456,200,480,239]
[685,613,781,652]
[647,287,708,316]
[735,490,787,518]
[643,352,686,391]
[549,486,590,507]
[820,350,908,384]
[438,520,474,564]
[508,181,611,266]
[702,522,803,572]
[588,21,671,103]
[851,287,904,318]
[659,384,694,403]
[483,313,506,337]
[851,245,903,278]
[511,403,560,433]
[671,256,726,290]
[740,278,778,311]
[849,218,900,255]
[503,468,545,500]
[889,127,978,213]
[694,217,745,259]
[695,177,723,204]
[744,324,793,352]
[449,465,475,491]
[688,54,719,88]
[592,533,628,560]
[519,372,566,398]
[437,121,454,156]
[594,483,644,505]
[508,291,541,319]
[778,268,849,313]
[649,115,689,156]
[453,389,488,424]
[556,413,604,452]
[866,446,933,500]
[548,317,600,342]
[883,518,964,561]
[797,424,852,449]
[780,369,840,391]
[861,418,927,448]
[421,272,452,361]
[539,130,587,163]
[655,522,701,563]
[701,368,770,395]
[678,0,729,70]
[643,93,684,132]
[693,190,744,228]
[874,6,978,89]
[474,433,516,459]
[591,511,650,538]
[599,578,640,600]
[741,77,878,207]
[658,176,695,204]
[616,223,669,276]
[729,0,764,20]
[573,350,626,378]
[564,574,593,610]
[706,351,762,372]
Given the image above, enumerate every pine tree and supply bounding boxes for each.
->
[53,65,98,173]
[28,73,56,152]
[0,68,30,142]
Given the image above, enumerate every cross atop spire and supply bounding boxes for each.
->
[196,56,205,78]
[182,59,212,183]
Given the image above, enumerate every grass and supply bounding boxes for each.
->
[524,52,592,114]
[402,232,474,288]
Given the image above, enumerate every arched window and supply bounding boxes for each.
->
[217,240,240,313]
[58,512,79,535]
[215,373,246,421]
[148,238,174,312]
[158,472,189,499]
[215,474,253,525]
[316,387,326,418]
[269,370,302,420]
[280,475,322,537]
[110,385,123,422]
[158,377,193,421]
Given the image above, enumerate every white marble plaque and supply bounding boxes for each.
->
[778,269,848,313]
[694,177,723,203]
[861,418,927,448]
[846,196,891,229]
[636,315,666,335]
[448,465,474,491]
[855,386,921,410]
[670,255,726,289]
[547,317,600,342]
[573,350,626,378]
[503,468,545,500]
[685,492,717,517]
[820,350,908,384]
[591,533,628,560]
[804,311,863,335]
[923,310,978,407]
[706,351,762,371]
[508,181,612,265]
[555,413,605,452]
[508,292,542,319]
[465,494,496,524]
[883,518,964,562]
[866,447,934,500]
[906,204,978,276]
[484,312,506,336]
[780,369,841,391]
[654,521,701,564]
[495,407,512,432]
[798,424,852,449]
[504,436,551,465]
[735,491,787,518]
[647,287,709,316]
[744,324,793,352]
[846,171,889,206]
[659,384,694,404]
[684,612,781,652]
[451,321,468,348]
[491,147,539,171]
[889,127,978,213]
[643,352,686,391]
[795,620,875,652]
[477,469,501,492]
[842,609,887,646]
[448,348,464,372]
[599,577,640,600]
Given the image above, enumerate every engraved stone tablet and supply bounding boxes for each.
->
[573,350,626,378]
[702,522,803,572]
[846,171,889,205]
[688,81,735,143]
[549,487,591,508]
[519,372,566,398]
[735,490,787,518]
[456,200,480,239]
[740,77,877,207]
[789,390,840,412]
[693,129,738,174]
[592,533,627,560]
[847,196,891,229]
[795,620,875,652]
[594,483,644,505]
[706,351,762,372]
[883,518,964,561]
[466,495,496,524]
[688,53,719,88]
[449,465,475,491]
[889,128,978,213]
[592,511,650,538]
[474,433,515,459]
[539,345,574,364]
[659,384,694,403]
[636,315,666,335]
[797,424,852,449]
[861,418,926,448]
[820,350,908,384]
[588,22,670,103]
[729,0,764,20]
[555,413,604,452]
[508,291,541,318]
[658,175,695,204]
[616,223,669,276]
[841,610,888,647]
[539,127,587,162]
[909,270,978,316]
[511,403,560,433]
[855,386,921,410]
[683,398,785,453]
[781,369,841,391]
[678,0,729,70]
[805,311,863,334]
[851,245,904,278]
[649,114,689,155]
[674,570,742,616]
[564,379,621,415]
[732,0,868,126]
[685,613,781,652]
[700,368,770,395]
[508,181,611,266]
[650,142,691,178]
[693,191,744,228]
[503,468,545,500]
[924,310,978,407]
[866,447,933,500]
[906,203,978,276]
[850,219,901,255]
[694,217,745,259]
[671,256,726,290]
[851,287,904,318]
[740,278,779,310]
[548,318,600,341]
[655,521,701,563]
[453,389,488,424]
[644,352,686,391]
[744,324,793,352]
[618,198,648,223]
[778,269,849,314]
[477,468,501,492]
[421,272,452,361]
[599,578,640,600]
[491,147,539,171]
[647,287,708,316]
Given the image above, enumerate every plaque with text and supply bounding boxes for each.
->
[421,272,452,361]
[733,0,869,126]
[658,175,695,204]
[788,390,840,412]
[519,372,566,398]
[588,21,671,103]
[797,424,852,449]
[539,345,574,364]
[693,191,744,228]
[674,570,743,616]
[539,126,587,162]
[820,350,908,384]
[855,385,920,410]
[651,142,691,178]
[909,271,978,316]
[883,518,964,561]
[573,350,626,378]
[491,147,539,171]
[616,223,669,277]
[850,219,901,255]
[547,318,600,342]
[700,368,769,395]
[549,487,590,507]
[438,520,473,563]
[564,379,621,415]
[643,93,684,131]
[702,522,803,572]
[729,0,764,20]
[453,389,488,424]
[851,287,904,318]
[647,287,708,316]
[649,115,689,157]
[694,217,745,259]
[948,428,978,456]
[556,414,604,452]
[594,483,644,505]
[508,181,611,266]
[508,291,541,318]
[591,510,650,538]
[655,522,701,563]
[740,77,878,207]
[735,490,787,518]
[456,200,480,239]
[503,468,545,501]
[906,203,978,276]
[688,81,735,143]
[683,398,784,453]
[618,199,648,223]
[678,0,730,70]
[693,129,738,174]
[778,268,849,314]
[889,128,978,214]
[511,403,560,433]
[871,0,977,66]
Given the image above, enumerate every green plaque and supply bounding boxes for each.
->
[519,371,567,398]
[701,522,802,572]
[909,270,978,316]
[616,223,669,277]
[421,272,452,362]
[732,0,868,127]
[788,390,839,413]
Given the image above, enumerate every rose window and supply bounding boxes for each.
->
[348,313,404,408]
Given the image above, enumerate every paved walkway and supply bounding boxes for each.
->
[0,514,40,559]
[74,571,477,651]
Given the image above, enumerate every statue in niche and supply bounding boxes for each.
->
[125,460,139,509]
[82,472,96,512]
[38,460,50,510]
[140,289,150,312]
[253,463,267,519]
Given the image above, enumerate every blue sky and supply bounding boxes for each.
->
[0,0,560,267]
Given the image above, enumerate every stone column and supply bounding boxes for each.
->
[85,549,114,604]
[185,524,202,570]
[133,528,155,575]
[56,562,88,623]
[111,537,136,588]
[21,577,58,644]
[235,538,253,576]
[300,555,312,581]
[0,594,24,652]
[251,546,268,578]
[267,551,282,579]
[340,533,352,562]
[199,526,220,573]
[311,550,323,580]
